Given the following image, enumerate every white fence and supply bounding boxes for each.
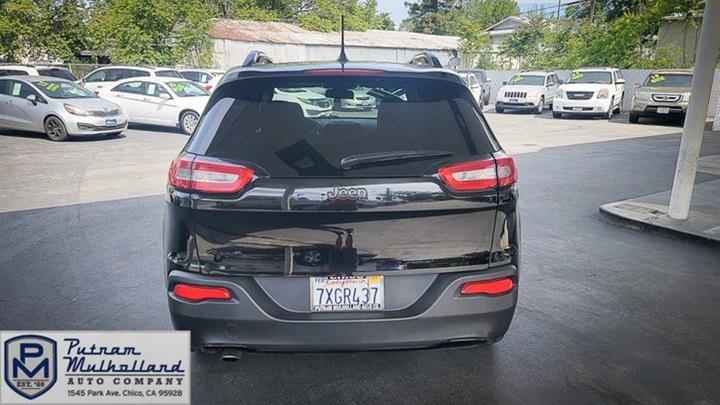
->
[484,69,720,117]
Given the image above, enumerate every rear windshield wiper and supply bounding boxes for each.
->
[340,150,453,170]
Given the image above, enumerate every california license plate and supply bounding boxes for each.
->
[310,276,384,312]
[106,119,117,126]
[657,107,670,114]
[572,107,583,112]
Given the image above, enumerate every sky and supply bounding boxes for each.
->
[376,0,562,27]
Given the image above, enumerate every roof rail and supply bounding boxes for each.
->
[242,51,273,67]
[408,52,443,68]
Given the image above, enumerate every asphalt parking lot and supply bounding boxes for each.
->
[2,110,720,404]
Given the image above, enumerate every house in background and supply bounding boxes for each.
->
[484,16,529,69]
[209,19,462,69]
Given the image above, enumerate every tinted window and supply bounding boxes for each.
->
[113,81,145,94]
[180,71,200,81]
[567,71,612,84]
[643,73,692,88]
[33,80,95,98]
[145,82,171,97]
[7,80,39,98]
[0,79,10,94]
[166,81,208,97]
[156,70,182,78]
[187,76,495,177]
[0,69,30,76]
[122,69,150,80]
[37,69,77,81]
[85,69,106,82]
[508,75,544,86]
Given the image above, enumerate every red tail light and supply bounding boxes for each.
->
[168,155,254,194]
[173,284,231,302]
[204,84,213,91]
[437,153,516,191]
[460,277,514,296]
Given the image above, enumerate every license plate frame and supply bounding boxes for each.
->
[105,118,117,126]
[310,276,384,312]
[572,107,583,112]
[657,107,670,114]
[509,98,519,103]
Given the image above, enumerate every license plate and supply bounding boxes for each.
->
[657,107,670,114]
[310,276,384,312]
[105,119,117,126]
[573,107,583,112]
[509,98,518,103]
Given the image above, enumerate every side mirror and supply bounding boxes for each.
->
[486,78,492,83]
[617,79,626,84]
[159,93,171,100]
[502,81,507,85]
[26,94,38,105]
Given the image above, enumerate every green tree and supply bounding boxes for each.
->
[464,0,519,29]
[401,0,459,35]
[500,15,544,69]
[298,0,394,32]
[0,0,90,62]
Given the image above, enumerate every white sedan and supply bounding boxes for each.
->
[97,77,209,134]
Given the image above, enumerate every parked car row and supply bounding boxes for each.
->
[0,64,225,140]
[470,67,693,123]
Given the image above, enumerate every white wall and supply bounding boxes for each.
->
[212,39,457,69]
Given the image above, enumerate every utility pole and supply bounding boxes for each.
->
[668,0,720,220]
[588,0,596,23]
[557,0,562,19]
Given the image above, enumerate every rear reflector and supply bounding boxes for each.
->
[460,278,514,296]
[437,153,517,192]
[173,284,231,302]
[168,155,254,194]
[306,69,385,75]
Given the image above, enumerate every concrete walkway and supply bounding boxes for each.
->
[601,152,720,244]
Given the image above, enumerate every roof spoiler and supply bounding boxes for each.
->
[242,51,273,67]
[407,52,443,68]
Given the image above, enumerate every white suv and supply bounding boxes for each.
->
[553,67,626,119]
[81,66,183,93]
[0,64,77,81]
[495,71,561,114]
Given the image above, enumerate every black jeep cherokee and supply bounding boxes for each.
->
[163,53,520,353]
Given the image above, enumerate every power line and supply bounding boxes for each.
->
[517,0,585,17]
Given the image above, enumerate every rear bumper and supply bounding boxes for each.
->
[167,265,518,352]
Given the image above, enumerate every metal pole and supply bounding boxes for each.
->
[668,0,720,220]
[557,0,562,19]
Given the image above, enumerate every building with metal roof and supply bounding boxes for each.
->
[209,19,462,69]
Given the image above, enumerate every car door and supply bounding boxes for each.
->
[545,74,558,103]
[0,80,43,130]
[0,79,12,127]
[469,75,483,104]
[107,81,149,124]
[140,81,178,126]
[614,71,626,108]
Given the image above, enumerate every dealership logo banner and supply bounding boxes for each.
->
[0,331,189,404]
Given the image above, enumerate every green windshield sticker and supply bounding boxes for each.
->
[168,83,185,92]
[511,76,523,83]
[35,81,60,91]
[37,81,48,87]
[649,74,666,84]
[570,72,584,80]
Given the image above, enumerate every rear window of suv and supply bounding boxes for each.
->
[186,76,496,177]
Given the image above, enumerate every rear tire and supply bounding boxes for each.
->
[180,111,199,135]
[629,113,640,123]
[44,116,69,141]
[552,111,562,119]
[495,106,504,114]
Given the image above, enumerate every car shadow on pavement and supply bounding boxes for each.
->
[128,123,186,135]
